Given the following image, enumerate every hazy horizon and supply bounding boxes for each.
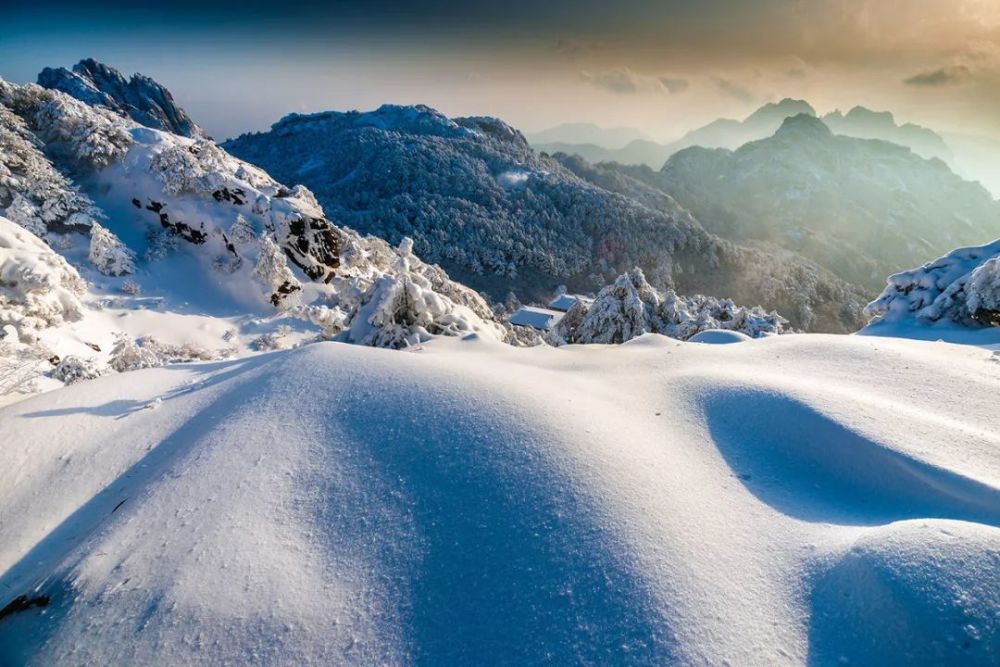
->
[5,0,1000,142]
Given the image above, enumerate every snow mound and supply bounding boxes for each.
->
[864,238,1000,332]
[687,329,751,344]
[1,334,996,663]
[0,216,84,341]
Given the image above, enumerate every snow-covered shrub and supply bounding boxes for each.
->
[227,214,256,246]
[120,279,141,295]
[550,267,785,345]
[108,334,222,372]
[0,216,85,341]
[52,355,105,384]
[250,325,293,351]
[865,239,1000,328]
[0,340,43,396]
[88,222,136,276]
[254,233,301,309]
[108,334,161,372]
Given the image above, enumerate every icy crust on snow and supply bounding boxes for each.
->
[865,238,1000,329]
[551,267,784,344]
[0,216,84,341]
[0,334,998,664]
[37,59,204,139]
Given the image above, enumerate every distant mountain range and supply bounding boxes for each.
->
[531,98,996,194]
[564,114,1000,292]
[525,123,652,149]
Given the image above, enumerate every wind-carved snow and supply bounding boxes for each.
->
[0,334,997,664]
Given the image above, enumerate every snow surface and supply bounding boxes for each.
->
[0,333,998,665]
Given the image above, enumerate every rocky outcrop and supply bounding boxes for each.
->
[38,59,204,138]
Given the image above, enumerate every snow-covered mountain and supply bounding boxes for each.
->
[38,59,204,139]
[0,74,523,398]
[223,104,868,332]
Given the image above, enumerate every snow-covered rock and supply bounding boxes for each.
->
[551,268,784,344]
[865,239,1000,328]
[37,59,204,138]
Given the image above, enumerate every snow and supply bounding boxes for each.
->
[0,333,997,664]
[687,328,752,344]
[548,293,592,311]
[863,238,1000,347]
[0,216,85,341]
[508,306,563,330]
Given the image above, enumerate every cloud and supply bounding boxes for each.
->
[785,68,807,79]
[554,39,607,59]
[658,76,690,93]
[904,65,971,87]
[580,67,688,95]
[712,77,756,103]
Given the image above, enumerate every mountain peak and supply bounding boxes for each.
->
[774,112,833,138]
[745,98,817,126]
[37,59,204,138]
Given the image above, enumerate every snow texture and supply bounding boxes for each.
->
[0,333,998,664]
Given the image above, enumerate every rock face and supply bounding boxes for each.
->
[37,59,204,139]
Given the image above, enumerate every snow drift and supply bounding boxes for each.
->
[0,333,997,664]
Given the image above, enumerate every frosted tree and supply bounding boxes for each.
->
[965,256,1000,325]
[254,232,302,309]
[88,222,136,275]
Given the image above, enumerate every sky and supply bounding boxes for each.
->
[4,0,1000,141]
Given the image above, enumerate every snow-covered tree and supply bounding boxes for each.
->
[88,222,136,275]
[549,267,785,345]
[867,239,1000,328]
[254,232,302,309]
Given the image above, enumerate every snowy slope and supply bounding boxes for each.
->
[0,333,998,665]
